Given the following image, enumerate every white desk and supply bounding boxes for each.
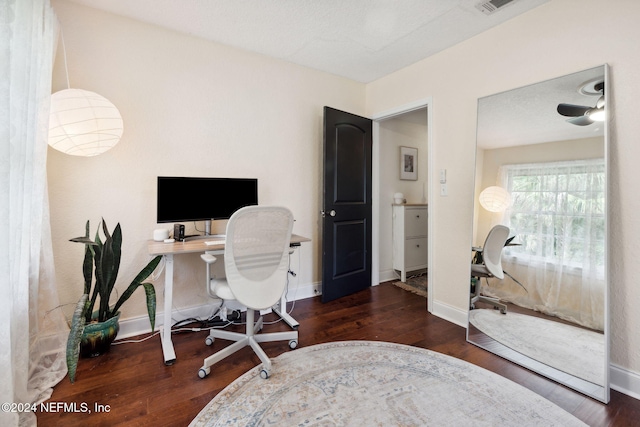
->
[148,234,310,365]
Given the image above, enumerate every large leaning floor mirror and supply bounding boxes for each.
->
[467,65,609,403]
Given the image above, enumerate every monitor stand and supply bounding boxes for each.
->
[183,219,225,242]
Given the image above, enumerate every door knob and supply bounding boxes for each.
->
[321,210,337,217]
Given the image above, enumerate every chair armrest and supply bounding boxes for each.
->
[201,253,218,264]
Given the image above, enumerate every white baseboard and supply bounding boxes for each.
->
[378,269,397,283]
[431,300,468,328]
[611,363,640,401]
[283,280,321,301]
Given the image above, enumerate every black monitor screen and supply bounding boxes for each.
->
[157,177,258,223]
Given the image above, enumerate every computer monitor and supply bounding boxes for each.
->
[157,176,258,235]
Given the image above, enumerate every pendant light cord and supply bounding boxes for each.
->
[60,28,70,89]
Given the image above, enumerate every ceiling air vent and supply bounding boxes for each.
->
[475,0,517,15]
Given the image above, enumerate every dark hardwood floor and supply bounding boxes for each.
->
[38,283,638,426]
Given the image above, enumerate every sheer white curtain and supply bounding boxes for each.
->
[1,1,68,426]
[483,159,606,331]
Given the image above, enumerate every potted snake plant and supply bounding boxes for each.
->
[66,219,161,383]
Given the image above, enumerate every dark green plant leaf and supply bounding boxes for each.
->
[107,223,123,300]
[86,279,99,324]
[82,244,94,295]
[66,294,88,383]
[69,221,97,296]
[99,220,115,300]
[86,225,103,323]
[69,220,97,245]
[69,236,98,245]
[112,256,161,330]
[143,283,156,332]
[94,220,117,322]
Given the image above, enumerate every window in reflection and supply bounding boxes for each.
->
[502,159,605,271]
[481,158,605,331]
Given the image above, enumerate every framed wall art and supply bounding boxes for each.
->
[400,146,418,181]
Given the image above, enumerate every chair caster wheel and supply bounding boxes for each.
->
[288,340,298,350]
[205,336,214,346]
[260,369,270,379]
[198,368,210,379]
[500,309,507,315]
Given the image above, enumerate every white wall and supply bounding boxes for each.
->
[49,1,365,321]
[378,109,428,278]
[366,0,640,376]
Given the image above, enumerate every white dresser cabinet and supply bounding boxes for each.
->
[392,204,428,282]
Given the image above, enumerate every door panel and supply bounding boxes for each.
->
[322,107,372,302]
[333,220,366,278]
[335,129,366,203]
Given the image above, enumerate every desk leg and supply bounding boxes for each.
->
[272,246,299,330]
[160,254,176,365]
[272,293,299,330]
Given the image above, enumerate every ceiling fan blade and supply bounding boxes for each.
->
[567,116,594,126]
[557,103,590,117]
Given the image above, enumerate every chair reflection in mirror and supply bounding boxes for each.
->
[470,225,510,314]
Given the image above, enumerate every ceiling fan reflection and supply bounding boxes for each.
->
[557,81,605,126]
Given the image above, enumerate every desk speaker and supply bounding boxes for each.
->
[173,224,185,241]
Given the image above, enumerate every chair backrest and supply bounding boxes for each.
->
[224,206,294,310]
[481,225,510,280]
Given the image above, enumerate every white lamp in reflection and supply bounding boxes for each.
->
[479,186,511,212]
[48,88,123,157]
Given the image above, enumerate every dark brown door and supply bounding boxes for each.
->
[321,107,372,302]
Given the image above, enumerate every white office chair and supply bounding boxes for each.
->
[470,224,510,314]
[198,206,298,379]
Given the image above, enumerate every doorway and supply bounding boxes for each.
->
[372,98,433,312]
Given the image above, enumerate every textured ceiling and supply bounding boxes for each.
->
[477,66,606,149]
[64,0,550,83]
[63,0,599,149]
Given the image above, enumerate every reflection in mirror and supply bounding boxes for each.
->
[467,65,609,403]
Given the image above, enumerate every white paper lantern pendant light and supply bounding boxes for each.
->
[479,186,511,213]
[49,89,123,156]
[48,32,123,157]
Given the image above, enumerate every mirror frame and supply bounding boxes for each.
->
[467,64,610,403]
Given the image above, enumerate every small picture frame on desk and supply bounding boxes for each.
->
[400,146,418,181]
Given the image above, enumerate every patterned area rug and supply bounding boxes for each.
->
[469,309,605,386]
[190,341,585,426]
[391,273,427,297]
